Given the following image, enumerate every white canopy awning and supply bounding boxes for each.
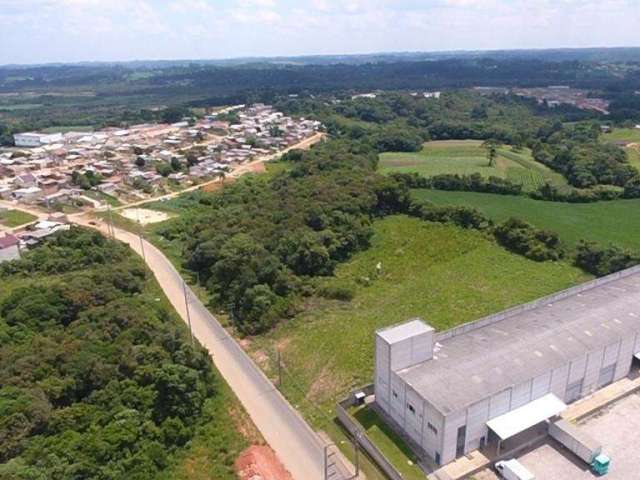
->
[487,393,567,440]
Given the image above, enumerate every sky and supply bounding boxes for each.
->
[0,0,639,65]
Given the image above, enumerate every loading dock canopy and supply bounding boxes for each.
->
[487,393,567,440]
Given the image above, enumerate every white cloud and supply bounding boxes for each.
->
[0,0,639,64]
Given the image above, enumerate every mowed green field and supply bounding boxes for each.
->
[0,208,37,227]
[414,189,640,250]
[248,216,589,421]
[379,140,568,191]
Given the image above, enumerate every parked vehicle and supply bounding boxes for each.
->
[495,459,535,480]
[549,419,602,464]
[592,454,610,475]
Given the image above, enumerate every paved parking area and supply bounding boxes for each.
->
[475,393,640,480]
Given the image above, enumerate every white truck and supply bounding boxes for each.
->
[495,459,535,480]
[549,419,602,464]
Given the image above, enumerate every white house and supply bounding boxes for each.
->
[14,132,63,148]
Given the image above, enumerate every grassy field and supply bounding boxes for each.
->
[414,189,640,251]
[628,147,640,172]
[602,128,640,144]
[601,128,640,173]
[379,140,568,191]
[248,216,589,424]
[0,208,37,227]
[350,405,425,480]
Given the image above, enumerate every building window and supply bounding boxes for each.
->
[392,390,398,399]
[407,403,415,414]
[427,422,438,435]
[435,452,441,465]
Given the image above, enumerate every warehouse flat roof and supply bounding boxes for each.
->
[398,267,640,414]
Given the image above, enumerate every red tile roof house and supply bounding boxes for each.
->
[0,234,20,263]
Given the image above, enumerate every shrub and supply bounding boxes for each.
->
[574,241,640,276]
[493,217,563,262]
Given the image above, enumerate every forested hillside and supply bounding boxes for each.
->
[0,229,247,480]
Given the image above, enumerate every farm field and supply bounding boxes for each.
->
[0,208,37,227]
[379,140,569,191]
[414,189,640,250]
[247,216,589,424]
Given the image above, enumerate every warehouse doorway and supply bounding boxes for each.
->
[456,426,466,457]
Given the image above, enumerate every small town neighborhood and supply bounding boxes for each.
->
[0,103,322,262]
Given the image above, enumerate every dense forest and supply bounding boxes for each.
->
[2,53,640,137]
[0,229,241,480]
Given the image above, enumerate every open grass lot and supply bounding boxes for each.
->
[248,216,589,424]
[601,129,640,173]
[626,145,640,172]
[602,127,640,144]
[414,189,640,251]
[0,208,37,227]
[379,140,568,191]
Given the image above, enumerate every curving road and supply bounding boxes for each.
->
[71,214,351,480]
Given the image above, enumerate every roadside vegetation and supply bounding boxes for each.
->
[0,228,250,480]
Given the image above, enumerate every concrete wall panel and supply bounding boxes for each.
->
[583,348,605,395]
[532,372,552,399]
[568,356,587,383]
[549,364,570,400]
[465,399,489,451]
[511,380,532,409]
[489,389,511,419]
[615,336,635,381]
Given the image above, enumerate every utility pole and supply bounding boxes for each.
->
[135,208,147,264]
[107,205,116,238]
[183,280,195,348]
[276,347,283,388]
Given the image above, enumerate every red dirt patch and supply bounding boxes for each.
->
[235,445,293,480]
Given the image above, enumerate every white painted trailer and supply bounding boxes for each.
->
[495,459,535,480]
[549,419,602,464]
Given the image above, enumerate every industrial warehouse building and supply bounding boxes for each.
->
[374,265,640,467]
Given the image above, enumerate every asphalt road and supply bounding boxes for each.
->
[72,214,350,480]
